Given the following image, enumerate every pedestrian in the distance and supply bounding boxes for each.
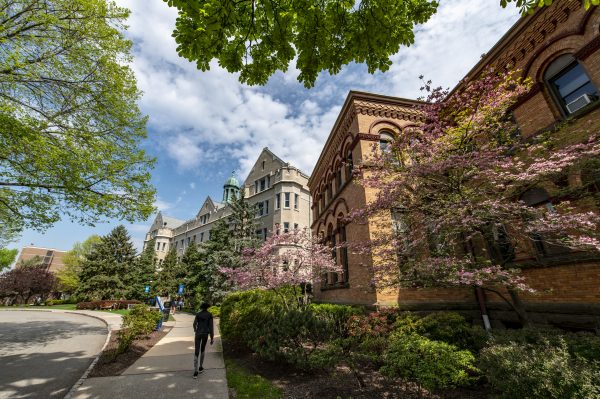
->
[192,302,214,378]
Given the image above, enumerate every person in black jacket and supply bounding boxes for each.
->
[192,302,214,378]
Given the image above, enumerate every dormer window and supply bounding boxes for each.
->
[545,54,598,115]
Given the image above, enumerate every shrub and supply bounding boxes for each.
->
[381,333,478,390]
[76,301,94,310]
[401,312,487,353]
[489,327,600,363]
[220,289,282,345]
[117,305,162,354]
[207,306,220,318]
[75,299,141,311]
[220,289,340,370]
[348,308,401,339]
[45,299,65,306]
[480,339,599,399]
[310,303,363,338]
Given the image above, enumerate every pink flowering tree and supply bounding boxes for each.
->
[221,228,341,310]
[350,70,600,325]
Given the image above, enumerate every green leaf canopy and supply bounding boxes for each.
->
[0,0,156,238]
[165,0,439,87]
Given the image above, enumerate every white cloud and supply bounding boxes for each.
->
[189,182,196,189]
[153,197,172,211]
[117,0,520,179]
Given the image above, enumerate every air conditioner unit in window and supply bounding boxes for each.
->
[566,93,595,114]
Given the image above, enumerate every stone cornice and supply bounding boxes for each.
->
[354,100,423,122]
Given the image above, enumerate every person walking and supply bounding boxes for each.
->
[192,302,214,378]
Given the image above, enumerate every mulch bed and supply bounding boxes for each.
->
[224,345,489,399]
[89,326,172,377]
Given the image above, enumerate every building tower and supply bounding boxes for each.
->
[222,172,240,203]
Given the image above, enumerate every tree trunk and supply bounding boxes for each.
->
[508,288,531,327]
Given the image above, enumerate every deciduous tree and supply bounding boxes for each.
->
[56,235,101,293]
[165,0,438,87]
[222,228,340,309]
[0,0,155,239]
[0,266,56,304]
[502,0,599,15]
[0,248,18,272]
[164,0,594,87]
[351,71,599,325]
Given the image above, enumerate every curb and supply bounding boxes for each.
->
[0,308,117,399]
[59,311,114,399]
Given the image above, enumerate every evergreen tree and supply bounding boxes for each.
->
[194,220,236,304]
[76,225,136,300]
[125,239,157,300]
[229,191,260,253]
[155,247,185,297]
[179,242,202,306]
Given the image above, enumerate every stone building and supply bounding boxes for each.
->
[16,246,67,274]
[310,1,600,330]
[144,148,311,261]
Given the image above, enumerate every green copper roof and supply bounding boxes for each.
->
[224,173,239,188]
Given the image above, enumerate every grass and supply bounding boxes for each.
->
[99,309,130,315]
[225,359,282,399]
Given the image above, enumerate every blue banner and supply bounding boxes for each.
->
[178,284,184,295]
[144,285,150,293]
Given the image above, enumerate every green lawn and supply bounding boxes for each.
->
[225,359,282,399]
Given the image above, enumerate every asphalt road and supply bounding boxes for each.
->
[0,311,107,399]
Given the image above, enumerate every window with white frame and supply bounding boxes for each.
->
[283,222,290,233]
[275,193,281,209]
[294,193,299,209]
[284,192,290,208]
[545,54,598,115]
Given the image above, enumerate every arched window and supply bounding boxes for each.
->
[544,54,598,115]
[346,150,353,180]
[379,131,394,152]
[338,220,349,283]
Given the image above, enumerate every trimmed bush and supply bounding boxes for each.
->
[117,305,162,354]
[76,299,141,310]
[381,333,478,390]
[480,339,599,399]
[76,301,94,310]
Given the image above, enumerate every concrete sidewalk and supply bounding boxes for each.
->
[71,313,228,399]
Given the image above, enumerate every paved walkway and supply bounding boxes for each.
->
[71,313,228,399]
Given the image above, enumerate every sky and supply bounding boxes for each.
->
[14,0,521,254]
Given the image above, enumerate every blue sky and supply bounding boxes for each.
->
[14,0,521,253]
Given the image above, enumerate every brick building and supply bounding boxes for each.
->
[310,1,600,330]
[16,246,67,274]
